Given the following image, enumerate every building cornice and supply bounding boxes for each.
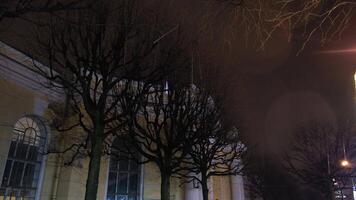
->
[0,41,64,101]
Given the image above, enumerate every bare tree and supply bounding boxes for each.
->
[179,91,246,200]
[245,155,303,200]
[209,0,356,52]
[285,121,356,200]
[0,0,91,21]
[29,1,185,200]
[113,84,208,200]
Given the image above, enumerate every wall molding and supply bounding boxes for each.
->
[0,41,63,101]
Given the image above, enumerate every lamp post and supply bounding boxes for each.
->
[340,138,354,200]
[341,139,350,168]
[339,161,353,200]
[341,160,351,168]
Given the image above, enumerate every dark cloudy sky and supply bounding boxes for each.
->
[143,1,356,156]
[2,0,356,158]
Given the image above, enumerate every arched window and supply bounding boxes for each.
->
[107,138,141,200]
[0,116,47,200]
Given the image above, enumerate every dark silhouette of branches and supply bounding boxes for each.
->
[179,90,246,200]
[285,121,356,200]
[29,1,186,200]
[245,155,302,200]
[211,0,356,52]
[112,85,247,200]
[114,85,207,200]
[0,0,92,21]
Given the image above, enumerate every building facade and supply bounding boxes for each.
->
[0,42,246,200]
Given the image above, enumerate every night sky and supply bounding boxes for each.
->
[139,1,356,157]
[1,0,356,160]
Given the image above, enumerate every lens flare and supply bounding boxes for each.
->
[341,159,351,167]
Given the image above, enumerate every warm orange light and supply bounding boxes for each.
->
[341,159,351,167]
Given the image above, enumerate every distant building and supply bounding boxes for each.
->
[0,41,246,200]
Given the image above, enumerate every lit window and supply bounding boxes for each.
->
[0,116,47,200]
[107,138,141,200]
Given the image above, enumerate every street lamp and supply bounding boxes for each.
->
[341,159,351,168]
[339,140,355,200]
[341,138,351,168]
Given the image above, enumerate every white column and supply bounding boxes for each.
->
[34,97,49,200]
[184,173,203,200]
[230,175,245,200]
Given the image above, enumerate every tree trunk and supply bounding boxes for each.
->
[161,172,171,200]
[328,189,335,200]
[324,182,335,200]
[201,174,209,200]
[84,134,103,200]
[325,191,335,200]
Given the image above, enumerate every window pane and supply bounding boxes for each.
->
[119,160,129,171]
[23,164,35,187]
[8,141,17,158]
[107,195,115,200]
[15,143,28,159]
[107,172,117,195]
[129,160,138,171]
[1,160,13,186]
[24,131,31,145]
[117,195,128,200]
[128,196,137,200]
[27,146,39,162]
[129,174,138,193]
[117,173,128,194]
[110,158,118,171]
[9,161,24,187]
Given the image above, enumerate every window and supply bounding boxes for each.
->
[0,116,47,200]
[107,138,141,200]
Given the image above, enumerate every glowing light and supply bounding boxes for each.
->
[341,159,351,167]
[316,48,356,54]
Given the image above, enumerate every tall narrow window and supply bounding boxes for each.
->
[107,138,141,200]
[0,116,47,200]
